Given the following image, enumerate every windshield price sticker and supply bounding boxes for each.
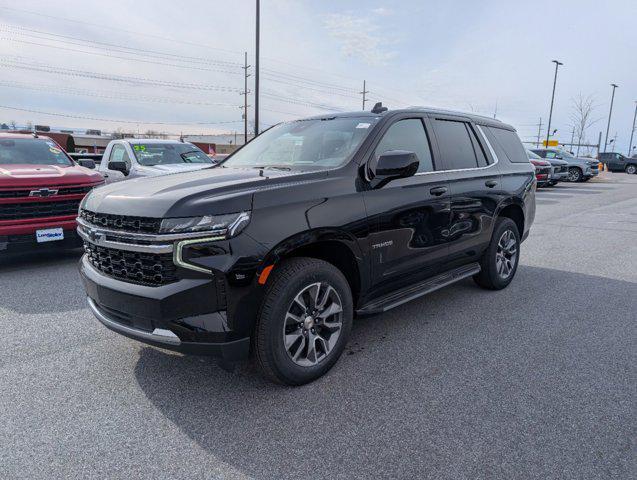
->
[356,123,371,129]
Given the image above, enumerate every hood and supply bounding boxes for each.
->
[0,163,103,187]
[82,166,327,218]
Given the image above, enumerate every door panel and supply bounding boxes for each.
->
[363,173,451,298]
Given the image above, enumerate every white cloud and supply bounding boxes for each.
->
[372,7,392,16]
[323,13,398,67]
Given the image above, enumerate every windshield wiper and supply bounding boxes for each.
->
[252,165,292,171]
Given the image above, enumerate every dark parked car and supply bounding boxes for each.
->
[78,105,535,385]
[527,150,554,187]
[599,152,637,174]
[531,148,599,182]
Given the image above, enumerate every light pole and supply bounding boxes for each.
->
[603,83,618,152]
[545,60,563,147]
[254,0,260,136]
[628,101,637,156]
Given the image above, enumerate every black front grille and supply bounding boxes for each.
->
[0,185,95,199]
[0,199,81,220]
[84,242,177,286]
[80,209,161,234]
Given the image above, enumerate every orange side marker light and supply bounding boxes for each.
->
[258,264,274,285]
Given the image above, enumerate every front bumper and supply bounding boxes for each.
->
[0,227,82,253]
[80,256,250,360]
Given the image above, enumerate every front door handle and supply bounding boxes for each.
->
[485,180,498,188]
[429,186,448,196]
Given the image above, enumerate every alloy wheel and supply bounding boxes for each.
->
[568,168,581,182]
[495,229,518,280]
[626,165,636,174]
[282,282,343,367]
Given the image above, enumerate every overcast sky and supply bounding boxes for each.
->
[0,0,635,152]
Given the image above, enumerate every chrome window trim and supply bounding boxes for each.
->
[413,123,500,176]
[174,236,225,274]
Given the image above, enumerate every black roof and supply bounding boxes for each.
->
[301,106,514,131]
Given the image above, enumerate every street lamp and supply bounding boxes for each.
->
[545,60,563,147]
[254,0,260,136]
[628,101,637,156]
[603,83,618,152]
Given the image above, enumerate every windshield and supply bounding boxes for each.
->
[131,143,212,166]
[0,138,73,166]
[221,116,379,170]
[526,150,541,160]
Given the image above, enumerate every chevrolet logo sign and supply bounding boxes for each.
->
[87,228,105,243]
[29,188,59,197]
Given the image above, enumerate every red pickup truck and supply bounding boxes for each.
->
[0,133,104,254]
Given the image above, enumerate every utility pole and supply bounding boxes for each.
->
[535,118,543,148]
[493,100,498,119]
[254,0,260,136]
[240,51,251,145]
[628,101,637,156]
[569,126,575,152]
[545,59,563,147]
[603,83,618,152]
[359,80,369,111]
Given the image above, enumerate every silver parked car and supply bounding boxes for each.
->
[98,139,214,183]
[530,148,599,182]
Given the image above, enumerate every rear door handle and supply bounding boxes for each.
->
[429,186,448,196]
[485,180,498,188]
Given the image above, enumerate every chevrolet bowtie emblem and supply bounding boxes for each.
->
[29,188,59,197]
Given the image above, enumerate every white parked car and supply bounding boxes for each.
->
[98,139,214,183]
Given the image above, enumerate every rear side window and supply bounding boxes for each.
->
[432,119,485,170]
[488,127,528,163]
[374,118,434,173]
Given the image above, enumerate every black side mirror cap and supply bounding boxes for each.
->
[370,150,419,188]
[78,159,96,169]
[108,161,129,175]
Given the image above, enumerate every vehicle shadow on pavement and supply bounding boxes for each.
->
[133,265,635,480]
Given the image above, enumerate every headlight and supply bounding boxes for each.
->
[160,211,250,238]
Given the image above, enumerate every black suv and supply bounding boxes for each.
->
[78,106,535,385]
[599,152,637,174]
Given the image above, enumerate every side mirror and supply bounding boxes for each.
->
[108,161,129,176]
[370,150,419,188]
[555,155,563,159]
[78,159,96,169]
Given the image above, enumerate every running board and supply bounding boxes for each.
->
[356,263,481,315]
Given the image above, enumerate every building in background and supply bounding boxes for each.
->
[184,133,255,154]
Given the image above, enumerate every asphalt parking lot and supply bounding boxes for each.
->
[1,173,635,480]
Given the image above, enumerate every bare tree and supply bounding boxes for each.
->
[9,120,16,129]
[569,94,601,156]
[25,120,33,130]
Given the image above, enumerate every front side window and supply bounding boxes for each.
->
[221,117,379,171]
[0,138,73,166]
[432,119,481,170]
[109,144,131,169]
[131,143,212,166]
[374,118,435,173]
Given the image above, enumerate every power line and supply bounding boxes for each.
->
[0,80,238,107]
[360,80,369,111]
[0,104,243,126]
[0,59,242,92]
[0,37,241,75]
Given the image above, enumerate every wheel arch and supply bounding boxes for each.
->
[495,200,525,238]
[258,229,366,305]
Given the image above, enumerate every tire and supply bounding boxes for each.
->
[582,177,591,182]
[626,164,637,175]
[567,167,583,182]
[473,217,520,290]
[255,257,353,385]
